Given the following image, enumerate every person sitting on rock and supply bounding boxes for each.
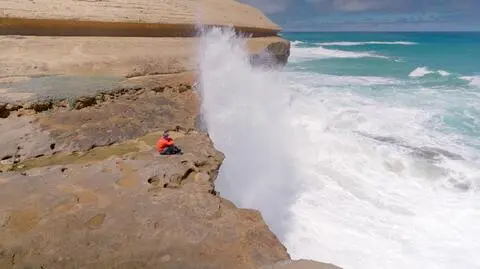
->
[156,132,183,155]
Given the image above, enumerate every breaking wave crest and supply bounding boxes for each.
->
[291,40,305,46]
[461,75,480,87]
[409,66,450,77]
[290,45,389,62]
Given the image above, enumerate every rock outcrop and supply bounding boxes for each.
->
[0,36,289,81]
[0,1,339,269]
[0,0,289,85]
[0,130,291,269]
[1,0,281,36]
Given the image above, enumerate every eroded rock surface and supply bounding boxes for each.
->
[1,0,281,36]
[0,133,290,269]
[0,36,289,80]
[0,76,198,167]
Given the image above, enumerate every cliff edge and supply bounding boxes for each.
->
[0,1,337,269]
[1,0,280,36]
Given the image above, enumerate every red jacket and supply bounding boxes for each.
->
[156,137,174,152]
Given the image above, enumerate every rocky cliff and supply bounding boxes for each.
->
[0,0,289,83]
[1,0,281,36]
[0,1,337,268]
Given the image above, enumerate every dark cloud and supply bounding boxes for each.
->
[238,0,480,30]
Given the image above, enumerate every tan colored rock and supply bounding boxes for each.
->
[0,0,290,83]
[0,131,290,269]
[0,0,280,36]
[0,35,288,79]
[0,83,199,163]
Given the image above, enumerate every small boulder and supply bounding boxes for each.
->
[0,103,9,118]
[74,96,96,110]
[31,101,53,112]
[178,84,191,93]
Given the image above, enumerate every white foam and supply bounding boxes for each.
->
[438,70,450,77]
[461,76,480,87]
[291,40,305,46]
[317,41,417,46]
[290,45,389,62]
[287,71,399,86]
[197,28,480,269]
[409,67,450,78]
[409,67,433,77]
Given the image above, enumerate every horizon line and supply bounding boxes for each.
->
[280,30,480,33]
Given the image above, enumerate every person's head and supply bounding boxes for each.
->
[163,132,170,139]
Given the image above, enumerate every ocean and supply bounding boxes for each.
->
[197,29,480,269]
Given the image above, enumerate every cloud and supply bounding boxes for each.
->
[237,0,480,30]
[305,0,403,12]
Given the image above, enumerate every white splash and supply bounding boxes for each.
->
[196,27,480,269]
[196,27,300,238]
[291,40,305,46]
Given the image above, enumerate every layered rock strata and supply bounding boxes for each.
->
[0,1,338,268]
[1,0,281,36]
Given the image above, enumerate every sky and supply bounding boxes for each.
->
[238,0,480,31]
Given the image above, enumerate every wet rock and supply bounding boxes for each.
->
[250,40,291,68]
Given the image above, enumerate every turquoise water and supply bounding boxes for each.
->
[283,32,480,145]
[199,29,480,269]
[284,32,480,76]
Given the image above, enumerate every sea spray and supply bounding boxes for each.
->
[196,28,480,269]
[196,27,301,240]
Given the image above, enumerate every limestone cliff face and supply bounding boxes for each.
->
[0,36,289,80]
[1,0,290,84]
[1,0,281,36]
